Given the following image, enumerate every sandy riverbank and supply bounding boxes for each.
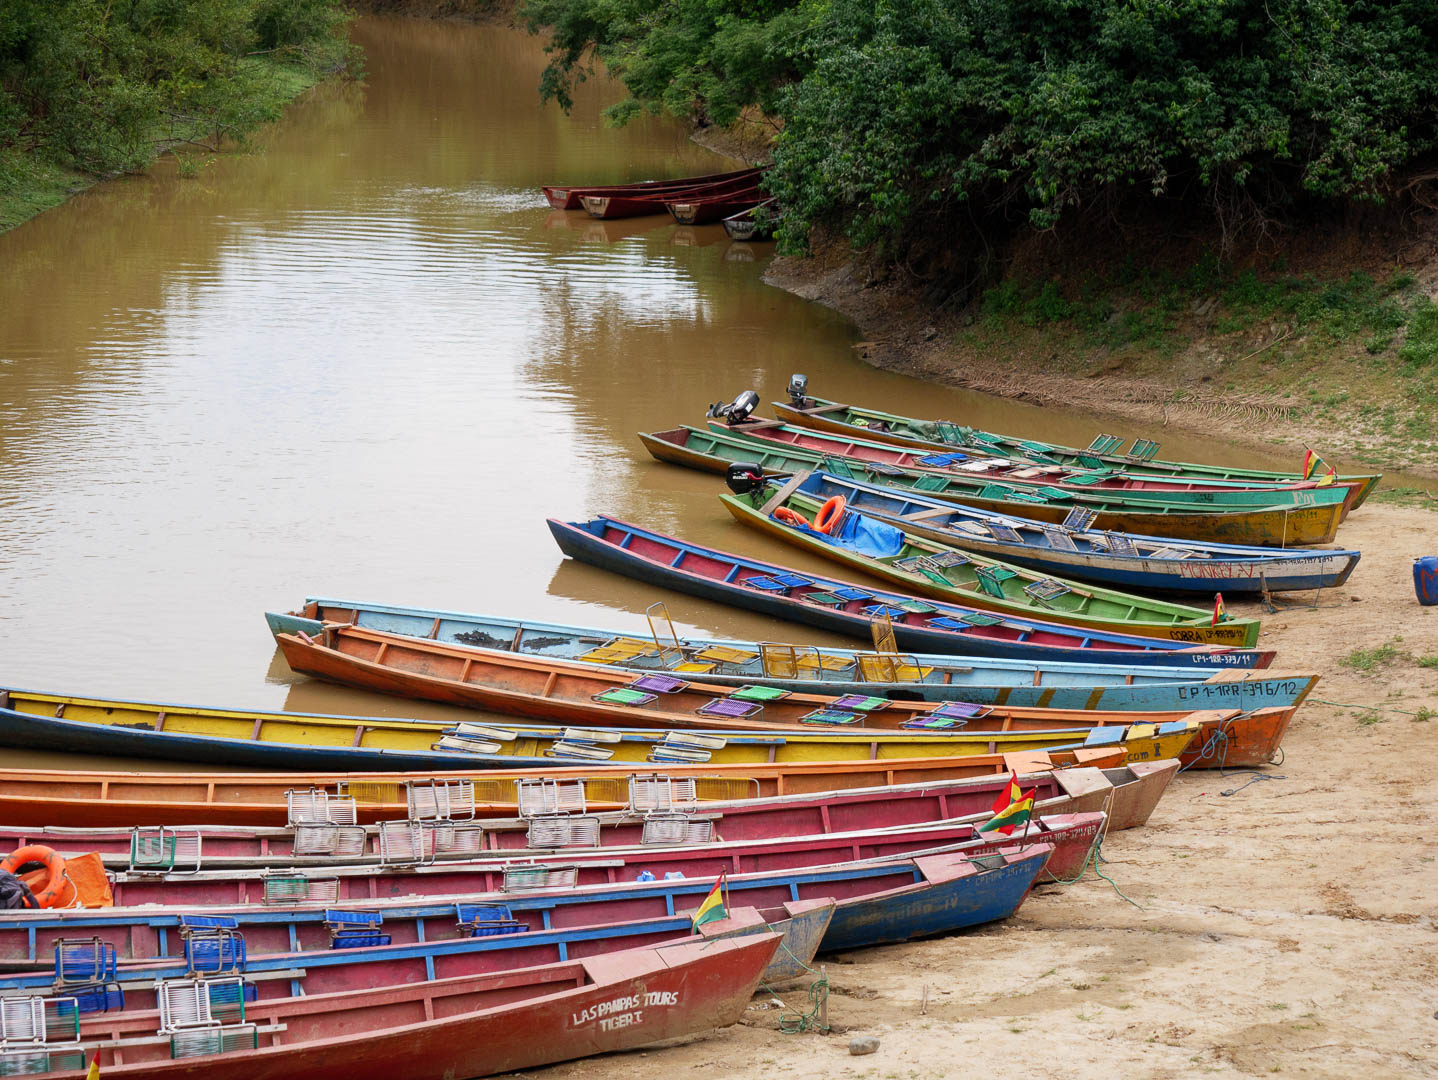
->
[529,502,1437,1079]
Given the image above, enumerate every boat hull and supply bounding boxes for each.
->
[548,516,1275,668]
[56,935,780,1079]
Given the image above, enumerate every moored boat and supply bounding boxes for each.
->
[273,624,1213,757]
[27,821,1074,910]
[721,469,1262,646]
[0,684,1200,771]
[581,173,765,220]
[773,387,1380,508]
[764,471,1360,594]
[0,749,1122,827]
[641,422,1345,546]
[0,760,1175,858]
[13,935,783,1078]
[548,515,1276,667]
[541,167,761,210]
[722,198,776,240]
[714,415,1353,517]
[266,596,1317,710]
[666,187,766,225]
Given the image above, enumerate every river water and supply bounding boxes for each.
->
[0,18,1400,770]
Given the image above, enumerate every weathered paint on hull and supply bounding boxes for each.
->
[57,935,781,1079]
[549,517,1276,668]
[720,492,1262,647]
[0,748,1121,827]
[268,600,1316,710]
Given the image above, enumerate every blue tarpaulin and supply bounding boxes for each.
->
[779,508,906,559]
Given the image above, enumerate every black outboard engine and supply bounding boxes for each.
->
[706,390,760,425]
[786,373,809,407]
[725,462,767,495]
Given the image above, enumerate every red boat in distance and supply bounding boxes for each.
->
[542,167,761,211]
[666,186,766,225]
[581,172,767,220]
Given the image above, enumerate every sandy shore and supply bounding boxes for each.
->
[528,502,1437,1080]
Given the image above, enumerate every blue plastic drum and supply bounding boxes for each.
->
[1416,556,1438,605]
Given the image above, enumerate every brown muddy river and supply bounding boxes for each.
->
[0,18,1402,771]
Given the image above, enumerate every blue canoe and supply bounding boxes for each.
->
[785,471,1360,594]
[0,848,1046,1000]
[269,597,1316,711]
[547,516,1275,669]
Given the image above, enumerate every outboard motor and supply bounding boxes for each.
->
[706,390,760,425]
[725,462,767,495]
[786,373,809,407]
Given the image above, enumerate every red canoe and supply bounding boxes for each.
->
[581,173,767,220]
[542,167,760,210]
[90,813,1100,907]
[666,188,766,225]
[58,934,782,1079]
[0,749,1127,828]
[2,761,1171,864]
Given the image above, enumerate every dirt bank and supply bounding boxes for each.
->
[529,501,1438,1080]
[763,245,1438,483]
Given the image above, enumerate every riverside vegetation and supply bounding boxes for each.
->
[521,0,1438,475]
[0,0,356,231]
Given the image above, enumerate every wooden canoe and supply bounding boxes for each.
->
[723,475,1262,646]
[773,391,1380,509]
[55,821,1077,911]
[1,761,1175,856]
[270,597,1318,710]
[0,750,1125,828]
[581,173,765,219]
[0,686,1200,771]
[281,628,1289,768]
[666,188,766,225]
[41,935,784,1078]
[548,515,1276,667]
[766,471,1359,594]
[0,778,1110,873]
[642,423,1346,546]
[0,886,833,984]
[541,167,760,210]
[722,198,776,240]
[717,417,1353,523]
[274,623,1218,747]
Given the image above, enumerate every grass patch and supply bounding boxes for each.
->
[1417,656,1438,669]
[1,56,331,235]
[0,149,89,232]
[1339,642,1401,671]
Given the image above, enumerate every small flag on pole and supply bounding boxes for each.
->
[1212,592,1226,625]
[979,787,1036,835]
[989,772,1021,816]
[692,873,728,929]
[1302,449,1336,482]
[86,1053,100,1080]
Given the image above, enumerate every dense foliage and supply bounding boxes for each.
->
[522,0,1438,267]
[0,0,352,177]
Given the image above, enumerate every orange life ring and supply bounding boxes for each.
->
[1,846,75,909]
[814,496,847,534]
[774,506,809,528]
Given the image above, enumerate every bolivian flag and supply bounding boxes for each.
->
[979,787,1036,835]
[692,874,728,929]
[1212,592,1226,626]
[86,1053,100,1080]
[989,772,1021,816]
[1303,449,1336,484]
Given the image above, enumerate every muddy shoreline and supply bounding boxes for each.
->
[762,255,1438,486]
